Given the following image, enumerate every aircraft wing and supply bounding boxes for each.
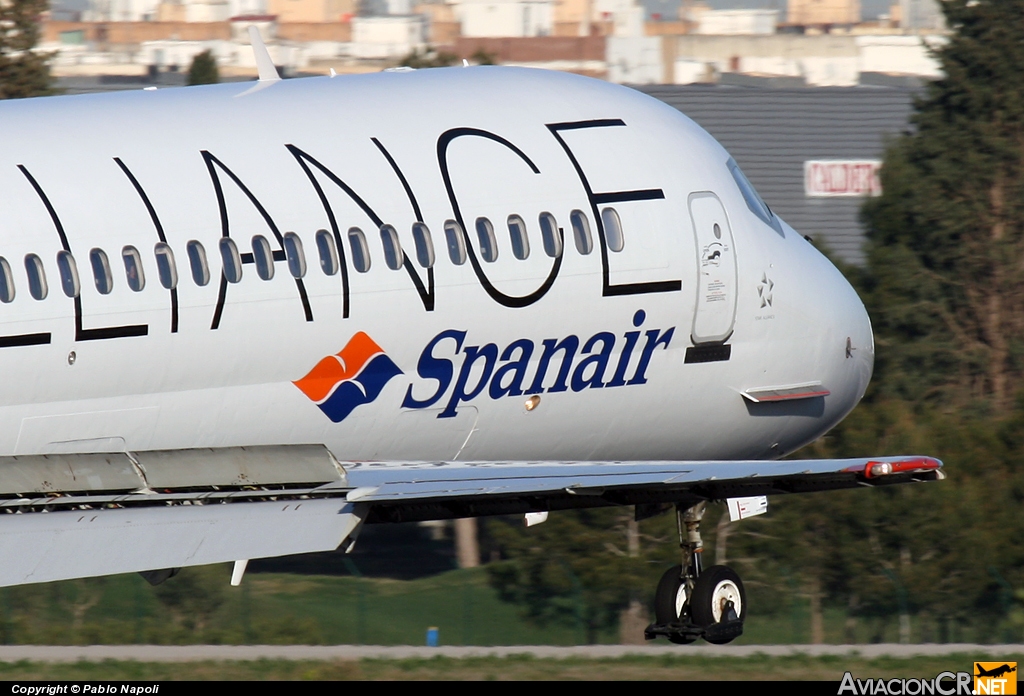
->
[0,448,941,587]
[336,456,944,522]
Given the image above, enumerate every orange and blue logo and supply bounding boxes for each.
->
[293,332,403,423]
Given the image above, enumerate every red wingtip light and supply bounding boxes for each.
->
[867,462,893,477]
[863,457,941,478]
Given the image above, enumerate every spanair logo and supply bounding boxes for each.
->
[296,311,676,423]
[975,663,1017,695]
[293,332,403,423]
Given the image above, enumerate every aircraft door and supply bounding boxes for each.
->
[688,192,737,344]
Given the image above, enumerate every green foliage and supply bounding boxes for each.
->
[861,0,1024,408]
[398,48,458,69]
[187,50,220,86]
[0,567,607,646]
[470,48,497,65]
[486,508,657,643]
[0,0,52,99]
[831,0,1024,641]
[152,565,227,633]
[0,653,1022,680]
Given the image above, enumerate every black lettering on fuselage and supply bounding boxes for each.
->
[436,127,563,309]
[200,151,313,330]
[113,157,178,333]
[2,118,686,347]
[546,119,682,297]
[287,143,436,318]
[18,164,148,342]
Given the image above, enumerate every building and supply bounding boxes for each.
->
[156,0,232,22]
[615,32,944,87]
[898,0,944,30]
[266,0,356,22]
[88,0,265,21]
[350,15,427,58]
[693,9,777,35]
[787,0,860,27]
[639,84,917,265]
[455,0,554,38]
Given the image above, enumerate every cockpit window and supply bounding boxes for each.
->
[728,158,784,237]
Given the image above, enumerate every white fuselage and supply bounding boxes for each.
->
[0,67,873,463]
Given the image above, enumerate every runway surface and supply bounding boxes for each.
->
[0,644,1019,662]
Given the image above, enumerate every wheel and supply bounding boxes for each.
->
[654,565,696,644]
[690,565,746,644]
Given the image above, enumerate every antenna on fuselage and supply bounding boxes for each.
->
[248,25,281,83]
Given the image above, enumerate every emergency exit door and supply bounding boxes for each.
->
[688,192,737,344]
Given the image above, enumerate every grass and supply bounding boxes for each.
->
[0,653,1020,680]
[0,565,1009,646]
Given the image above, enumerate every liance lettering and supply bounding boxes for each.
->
[402,310,674,418]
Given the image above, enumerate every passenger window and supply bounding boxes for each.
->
[412,222,435,269]
[601,207,625,253]
[283,232,306,279]
[90,248,113,295]
[348,228,370,273]
[122,246,145,292]
[444,220,467,265]
[507,215,530,260]
[56,251,80,298]
[570,210,593,255]
[219,238,242,283]
[475,217,498,262]
[187,240,210,287]
[315,229,339,276]
[539,212,562,258]
[0,257,14,303]
[252,235,274,281]
[25,254,47,301]
[380,225,403,271]
[154,242,177,289]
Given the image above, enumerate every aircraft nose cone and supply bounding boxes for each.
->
[815,245,874,424]
[842,292,874,409]
[774,220,874,440]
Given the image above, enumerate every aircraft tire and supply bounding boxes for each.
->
[654,565,696,644]
[690,565,746,644]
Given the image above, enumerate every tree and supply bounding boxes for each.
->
[851,1,1024,640]
[398,48,458,69]
[487,508,668,643]
[152,566,226,635]
[469,48,496,65]
[861,0,1024,411]
[188,50,220,86]
[0,0,52,99]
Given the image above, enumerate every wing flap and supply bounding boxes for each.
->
[0,498,364,588]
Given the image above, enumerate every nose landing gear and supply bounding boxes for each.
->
[644,501,746,645]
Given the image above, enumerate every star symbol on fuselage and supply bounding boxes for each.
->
[758,273,774,308]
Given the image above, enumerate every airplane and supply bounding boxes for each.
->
[975,665,1017,679]
[0,31,943,644]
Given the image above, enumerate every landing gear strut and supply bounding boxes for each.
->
[644,501,746,645]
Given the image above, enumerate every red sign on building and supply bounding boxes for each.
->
[804,160,882,197]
